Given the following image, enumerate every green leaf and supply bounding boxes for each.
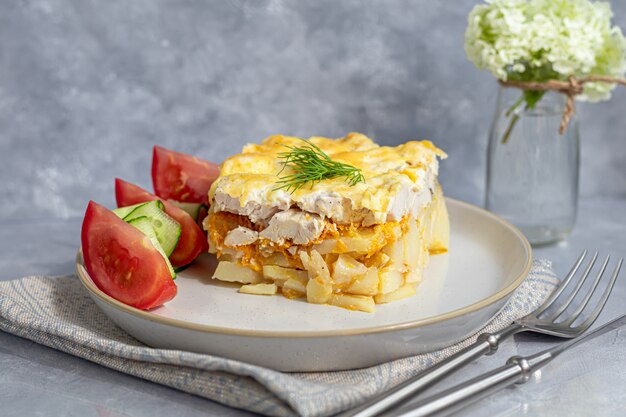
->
[523,90,546,109]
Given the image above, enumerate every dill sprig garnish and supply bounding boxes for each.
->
[274,139,365,193]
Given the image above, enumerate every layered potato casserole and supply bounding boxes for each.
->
[204,133,449,312]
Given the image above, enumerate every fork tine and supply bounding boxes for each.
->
[534,250,587,315]
[571,258,622,332]
[544,252,599,321]
[561,255,610,325]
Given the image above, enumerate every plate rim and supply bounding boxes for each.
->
[76,197,532,338]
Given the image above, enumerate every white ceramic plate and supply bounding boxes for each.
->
[76,198,531,371]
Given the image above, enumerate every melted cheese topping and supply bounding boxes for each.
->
[210,132,446,225]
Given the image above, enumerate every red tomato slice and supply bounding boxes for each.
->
[152,146,220,204]
[81,201,177,310]
[115,178,207,267]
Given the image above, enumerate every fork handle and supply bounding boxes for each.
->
[337,324,522,417]
[387,352,554,417]
[386,360,527,417]
[390,313,626,417]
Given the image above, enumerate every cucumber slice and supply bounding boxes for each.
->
[113,202,144,219]
[123,201,181,257]
[168,200,206,221]
[127,216,176,279]
[113,201,165,219]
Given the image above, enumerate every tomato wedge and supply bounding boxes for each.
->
[115,178,207,267]
[81,201,177,310]
[152,146,220,204]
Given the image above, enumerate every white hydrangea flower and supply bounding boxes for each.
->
[465,0,626,102]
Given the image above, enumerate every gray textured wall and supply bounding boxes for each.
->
[1,0,625,220]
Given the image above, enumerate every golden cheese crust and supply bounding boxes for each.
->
[209,133,447,225]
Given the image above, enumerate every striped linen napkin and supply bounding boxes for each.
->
[0,259,557,417]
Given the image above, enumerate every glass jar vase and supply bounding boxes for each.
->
[485,87,580,246]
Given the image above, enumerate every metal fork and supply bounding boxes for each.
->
[339,251,623,417]
[388,312,626,417]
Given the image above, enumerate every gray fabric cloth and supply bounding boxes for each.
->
[0,260,557,417]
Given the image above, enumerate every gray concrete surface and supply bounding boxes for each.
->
[0,0,625,220]
[0,1,625,416]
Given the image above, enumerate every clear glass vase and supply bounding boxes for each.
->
[485,87,580,246]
